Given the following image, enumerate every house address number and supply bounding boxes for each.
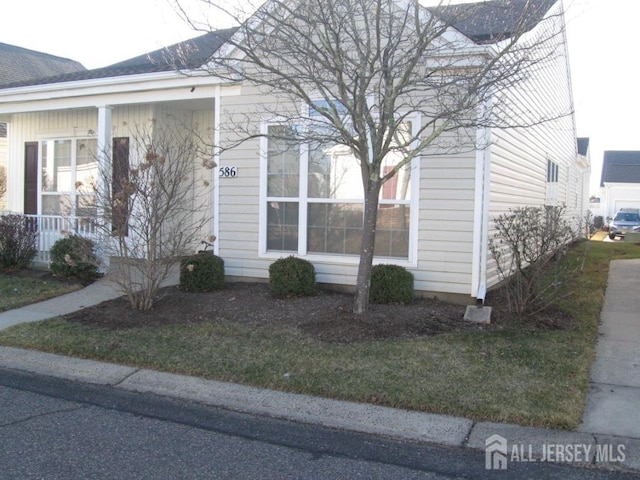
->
[219,166,238,178]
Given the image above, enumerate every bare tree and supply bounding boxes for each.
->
[93,117,215,311]
[0,165,6,210]
[174,0,568,314]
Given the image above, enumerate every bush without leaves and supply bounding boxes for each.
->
[180,253,225,292]
[489,205,579,316]
[0,214,37,272]
[269,256,316,297]
[49,235,101,282]
[370,264,414,304]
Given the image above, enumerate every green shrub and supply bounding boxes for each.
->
[370,264,414,304]
[0,214,37,272]
[49,235,101,282]
[180,253,225,292]
[269,256,315,297]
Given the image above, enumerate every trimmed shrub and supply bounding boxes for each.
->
[49,235,101,282]
[269,256,315,297]
[180,253,225,292]
[370,264,414,304]
[0,214,37,272]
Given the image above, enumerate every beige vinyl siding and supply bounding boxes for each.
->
[414,151,476,296]
[217,84,266,278]
[486,2,578,290]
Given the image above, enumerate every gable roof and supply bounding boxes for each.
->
[601,151,640,186]
[431,0,557,44]
[577,137,589,157]
[0,42,85,86]
[0,28,238,90]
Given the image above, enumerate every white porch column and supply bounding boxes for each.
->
[97,106,112,169]
[96,106,112,267]
[213,87,220,256]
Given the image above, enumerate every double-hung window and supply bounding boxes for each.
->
[262,111,417,261]
[41,138,98,217]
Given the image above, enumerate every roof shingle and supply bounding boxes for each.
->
[601,151,640,186]
[0,42,85,86]
[0,28,237,89]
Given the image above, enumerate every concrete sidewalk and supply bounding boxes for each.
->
[580,259,640,439]
[0,263,639,472]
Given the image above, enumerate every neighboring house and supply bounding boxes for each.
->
[599,151,640,219]
[0,42,86,211]
[0,0,588,304]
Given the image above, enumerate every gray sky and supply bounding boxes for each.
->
[1,0,637,194]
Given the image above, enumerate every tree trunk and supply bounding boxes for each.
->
[353,180,382,315]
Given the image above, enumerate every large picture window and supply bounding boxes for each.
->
[263,120,416,261]
[41,138,98,216]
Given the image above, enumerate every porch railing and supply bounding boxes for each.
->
[24,214,100,263]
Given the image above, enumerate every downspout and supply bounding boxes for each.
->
[213,86,221,256]
[471,99,492,304]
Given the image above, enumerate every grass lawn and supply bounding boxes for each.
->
[0,240,638,429]
[0,272,82,312]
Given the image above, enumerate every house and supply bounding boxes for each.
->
[0,0,588,305]
[599,151,640,219]
[0,42,86,210]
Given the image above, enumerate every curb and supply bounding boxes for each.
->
[0,346,638,472]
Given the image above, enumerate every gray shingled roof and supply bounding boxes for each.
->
[0,0,557,91]
[431,0,557,44]
[0,42,85,86]
[0,28,238,90]
[577,137,589,157]
[601,151,640,186]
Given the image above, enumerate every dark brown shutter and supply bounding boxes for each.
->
[24,142,38,215]
[112,137,130,235]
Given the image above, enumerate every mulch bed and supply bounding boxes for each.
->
[62,281,574,343]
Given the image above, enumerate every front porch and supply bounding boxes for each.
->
[24,214,99,263]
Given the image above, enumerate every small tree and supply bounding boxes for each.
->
[0,165,6,203]
[489,205,578,316]
[0,214,37,272]
[94,117,215,310]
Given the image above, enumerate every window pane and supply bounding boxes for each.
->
[267,126,299,197]
[76,194,96,218]
[42,140,72,192]
[380,163,411,201]
[308,143,363,199]
[76,139,98,193]
[307,203,363,254]
[375,205,410,258]
[267,201,299,251]
[42,194,72,216]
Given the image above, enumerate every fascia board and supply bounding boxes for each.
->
[0,72,236,114]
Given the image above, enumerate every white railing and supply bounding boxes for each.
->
[23,214,100,263]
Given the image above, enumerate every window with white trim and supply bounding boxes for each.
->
[263,119,415,260]
[546,158,560,205]
[41,138,98,216]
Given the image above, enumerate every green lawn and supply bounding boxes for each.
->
[0,273,82,312]
[0,240,638,429]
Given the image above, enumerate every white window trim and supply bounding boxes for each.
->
[258,113,421,267]
[38,136,97,217]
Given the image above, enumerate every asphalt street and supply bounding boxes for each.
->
[0,368,637,480]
